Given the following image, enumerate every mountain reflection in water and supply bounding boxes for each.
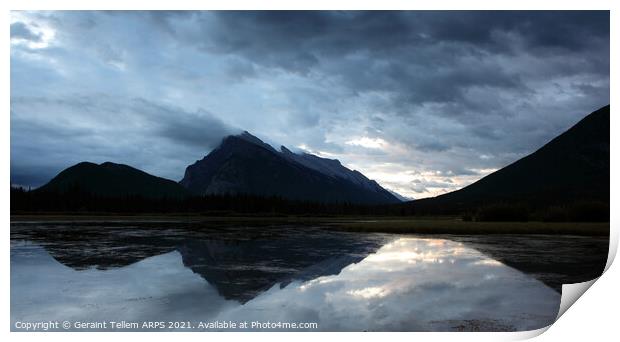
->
[11,225,387,303]
[10,225,560,331]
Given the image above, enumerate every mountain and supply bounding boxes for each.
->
[180,132,400,204]
[388,190,414,202]
[37,161,189,199]
[29,224,383,303]
[178,232,382,302]
[412,105,610,214]
[279,145,391,194]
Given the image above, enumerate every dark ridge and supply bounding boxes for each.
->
[180,132,400,205]
[409,105,610,220]
[36,161,189,199]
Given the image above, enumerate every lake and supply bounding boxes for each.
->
[10,220,608,332]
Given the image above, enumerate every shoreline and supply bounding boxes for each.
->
[10,214,609,236]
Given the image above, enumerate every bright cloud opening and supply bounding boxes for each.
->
[345,137,388,149]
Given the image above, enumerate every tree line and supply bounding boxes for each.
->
[11,186,609,222]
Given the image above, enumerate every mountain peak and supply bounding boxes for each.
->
[99,161,130,170]
[100,161,118,166]
[280,145,294,154]
[38,161,188,199]
[223,131,277,153]
[181,131,400,204]
[411,104,610,214]
[238,130,263,144]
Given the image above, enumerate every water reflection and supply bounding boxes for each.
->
[11,234,560,331]
[11,225,386,303]
[178,236,383,302]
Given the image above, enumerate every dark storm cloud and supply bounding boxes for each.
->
[414,11,608,52]
[11,95,236,186]
[10,11,609,197]
[10,21,42,42]
[189,11,608,125]
[128,98,239,149]
[200,11,609,74]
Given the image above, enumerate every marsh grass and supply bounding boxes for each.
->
[10,214,609,236]
[331,219,609,236]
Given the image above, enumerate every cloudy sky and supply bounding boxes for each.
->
[10,11,609,198]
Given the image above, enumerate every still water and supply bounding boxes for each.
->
[11,222,561,331]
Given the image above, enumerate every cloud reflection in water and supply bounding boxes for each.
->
[11,237,559,331]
